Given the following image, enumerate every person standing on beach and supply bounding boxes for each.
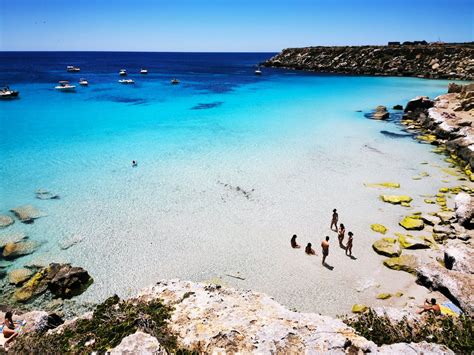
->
[346,231,354,256]
[321,236,329,265]
[338,223,345,246]
[291,234,301,248]
[330,209,338,231]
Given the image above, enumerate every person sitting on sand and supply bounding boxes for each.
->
[346,231,353,256]
[291,234,300,248]
[417,298,441,315]
[305,243,315,255]
[338,223,345,246]
[330,209,338,231]
[3,311,20,349]
[321,236,329,265]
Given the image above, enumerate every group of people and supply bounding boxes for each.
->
[290,209,355,266]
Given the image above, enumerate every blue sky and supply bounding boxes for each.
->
[1,0,472,51]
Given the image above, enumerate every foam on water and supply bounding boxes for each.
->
[0,52,458,314]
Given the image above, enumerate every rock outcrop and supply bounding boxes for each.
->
[110,331,167,355]
[263,44,474,80]
[10,205,46,223]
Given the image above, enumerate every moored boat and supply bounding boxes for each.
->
[79,78,89,86]
[171,78,180,84]
[67,65,80,72]
[255,67,262,75]
[55,81,76,92]
[118,79,135,84]
[140,68,148,74]
[119,69,127,76]
[0,86,20,99]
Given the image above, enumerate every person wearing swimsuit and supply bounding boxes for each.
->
[3,311,19,348]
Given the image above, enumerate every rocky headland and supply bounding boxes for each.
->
[263,44,474,80]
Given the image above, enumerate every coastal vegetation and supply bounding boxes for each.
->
[343,308,474,353]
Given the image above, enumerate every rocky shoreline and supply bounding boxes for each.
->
[263,44,474,80]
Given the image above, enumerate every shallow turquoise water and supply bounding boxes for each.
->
[0,52,458,314]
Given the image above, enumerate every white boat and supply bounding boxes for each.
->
[55,81,76,92]
[0,86,20,99]
[140,68,148,74]
[118,79,135,84]
[171,78,180,85]
[79,78,89,86]
[67,65,80,72]
[119,69,127,76]
[255,67,262,75]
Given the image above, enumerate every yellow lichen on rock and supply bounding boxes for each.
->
[351,304,368,313]
[364,182,400,188]
[383,255,418,274]
[370,224,388,234]
[399,216,424,231]
[376,293,392,300]
[380,195,413,204]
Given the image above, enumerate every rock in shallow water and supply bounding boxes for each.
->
[0,215,14,228]
[8,268,34,285]
[35,189,60,200]
[0,231,28,249]
[2,240,39,260]
[10,205,46,223]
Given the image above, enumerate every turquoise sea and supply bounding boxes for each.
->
[0,52,458,314]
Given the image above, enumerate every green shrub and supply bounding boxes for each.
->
[11,295,193,354]
[342,308,473,353]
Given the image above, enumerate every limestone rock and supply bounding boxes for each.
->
[372,238,401,257]
[399,216,424,231]
[383,255,418,274]
[444,241,473,274]
[351,304,368,313]
[0,215,14,228]
[110,331,167,355]
[0,231,27,249]
[396,233,431,249]
[35,189,60,200]
[421,214,441,226]
[371,224,388,234]
[416,262,474,316]
[10,205,46,223]
[8,268,34,285]
[393,104,403,110]
[380,195,413,204]
[376,293,391,300]
[378,341,454,354]
[372,105,389,120]
[454,192,473,227]
[2,240,39,260]
[404,96,434,112]
[364,182,400,188]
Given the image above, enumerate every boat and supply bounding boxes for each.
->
[171,78,180,85]
[140,68,148,74]
[0,86,19,99]
[67,65,80,72]
[55,81,76,92]
[79,78,89,86]
[118,79,135,84]
[119,69,127,76]
[255,67,262,75]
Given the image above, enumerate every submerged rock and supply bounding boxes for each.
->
[10,205,46,223]
[0,215,14,228]
[399,216,425,231]
[372,238,401,257]
[383,255,418,274]
[35,189,60,200]
[58,235,84,250]
[0,231,28,249]
[2,240,39,260]
[8,268,34,285]
[380,195,413,204]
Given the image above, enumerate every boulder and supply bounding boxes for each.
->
[448,82,462,93]
[372,105,389,120]
[370,224,387,234]
[392,104,403,110]
[396,233,431,249]
[383,255,418,274]
[0,215,14,228]
[421,214,441,226]
[380,195,413,204]
[416,262,474,316]
[399,216,424,231]
[48,263,93,299]
[110,331,167,355]
[8,268,34,285]
[14,263,93,302]
[10,205,46,223]
[376,293,391,300]
[2,241,39,260]
[379,342,454,354]
[444,241,473,274]
[0,231,27,249]
[454,192,473,227]
[372,238,401,257]
[404,96,434,112]
[351,304,368,313]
